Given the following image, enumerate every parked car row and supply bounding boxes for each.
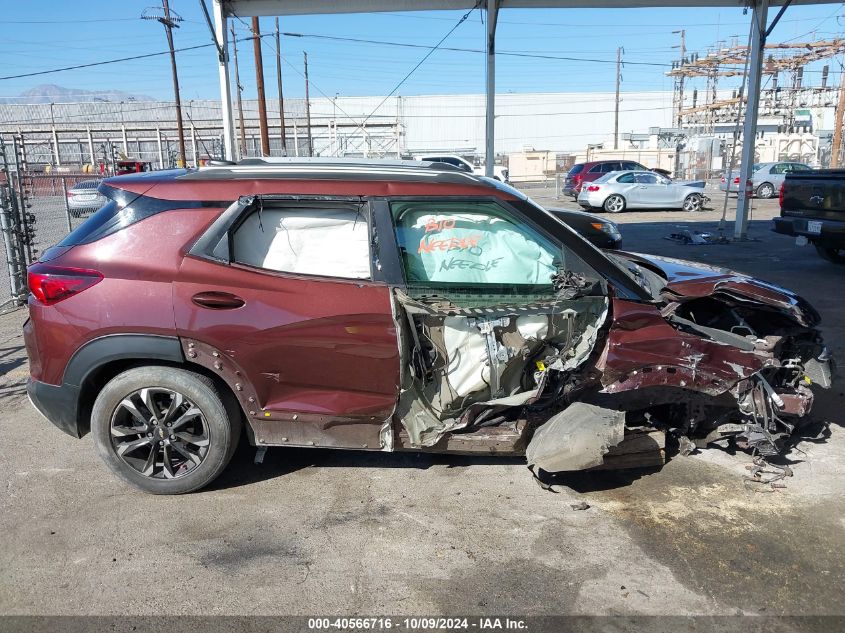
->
[562,160,649,197]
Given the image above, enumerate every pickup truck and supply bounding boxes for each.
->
[413,154,509,183]
[773,169,845,264]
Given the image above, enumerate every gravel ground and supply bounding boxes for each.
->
[0,187,843,626]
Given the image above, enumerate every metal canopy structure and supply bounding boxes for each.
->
[212,0,841,239]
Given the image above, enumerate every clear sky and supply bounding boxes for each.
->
[0,1,842,102]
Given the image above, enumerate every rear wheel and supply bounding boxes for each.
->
[91,366,241,494]
[815,244,845,264]
[603,194,626,214]
[756,182,775,199]
[682,193,703,212]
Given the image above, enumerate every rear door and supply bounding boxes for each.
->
[767,163,789,189]
[173,196,400,448]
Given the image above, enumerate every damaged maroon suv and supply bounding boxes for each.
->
[24,158,834,494]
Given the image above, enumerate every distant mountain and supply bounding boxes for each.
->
[2,84,156,104]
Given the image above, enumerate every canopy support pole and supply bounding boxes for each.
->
[213,0,236,161]
[484,0,499,178]
[735,0,770,239]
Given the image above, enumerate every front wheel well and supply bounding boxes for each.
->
[76,358,247,437]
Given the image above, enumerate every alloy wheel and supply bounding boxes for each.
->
[757,183,774,198]
[109,387,210,480]
[683,194,702,212]
[604,195,625,213]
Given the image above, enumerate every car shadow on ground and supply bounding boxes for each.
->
[208,439,530,492]
[209,430,675,493]
[0,345,26,376]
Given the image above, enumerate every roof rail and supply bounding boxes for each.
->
[232,156,462,171]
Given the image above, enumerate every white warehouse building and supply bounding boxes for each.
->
[0,91,675,167]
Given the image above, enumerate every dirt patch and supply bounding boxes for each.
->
[589,457,845,615]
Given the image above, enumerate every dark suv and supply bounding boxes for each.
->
[563,160,648,197]
[25,159,832,494]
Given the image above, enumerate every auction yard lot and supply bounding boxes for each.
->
[1,192,843,617]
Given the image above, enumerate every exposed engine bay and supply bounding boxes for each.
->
[391,252,834,476]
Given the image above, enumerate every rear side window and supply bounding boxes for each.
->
[622,162,641,170]
[635,173,659,184]
[616,172,636,183]
[567,164,585,175]
[58,198,124,246]
[57,185,210,247]
[231,207,370,279]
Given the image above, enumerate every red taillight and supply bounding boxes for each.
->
[779,182,786,210]
[587,185,601,192]
[720,177,726,183]
[733,177,741,184]
[27,263,103,306]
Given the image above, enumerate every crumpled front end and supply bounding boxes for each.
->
[593,296,833,458]
[524,256,834,473]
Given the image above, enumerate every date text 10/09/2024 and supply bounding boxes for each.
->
[307,617,528,630]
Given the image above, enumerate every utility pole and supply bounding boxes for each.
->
[304,51,313,157]
[275,18,287,155]
[231,23,247,158]
[672,30,686,128]
[251,17,271,156]
[614,47,622,150]
[831,66,845,168]
[143,0,186,166]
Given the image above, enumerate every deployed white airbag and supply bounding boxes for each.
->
[233,208,370,278]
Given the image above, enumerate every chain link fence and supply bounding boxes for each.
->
[25,173,91,256]
[0,172,92,307]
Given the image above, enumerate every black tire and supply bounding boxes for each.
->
[756,182,775,199]
[815,244,845,264]
[682,193,704,212]
[91,366,241,494]
[603,194,626,214]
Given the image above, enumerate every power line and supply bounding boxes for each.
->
[0,43,212,82]
[0,36,257,82]
[231,14,371,145]
[353,0,482,137]
[2,18,141,24]
[281,32,671,67]
[380,10,843,29]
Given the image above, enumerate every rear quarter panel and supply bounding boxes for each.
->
[30,207,221,385]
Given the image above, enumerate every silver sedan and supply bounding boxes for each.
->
[67,179,106,217]
[577,171,708,213]
[719,161,813,198]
